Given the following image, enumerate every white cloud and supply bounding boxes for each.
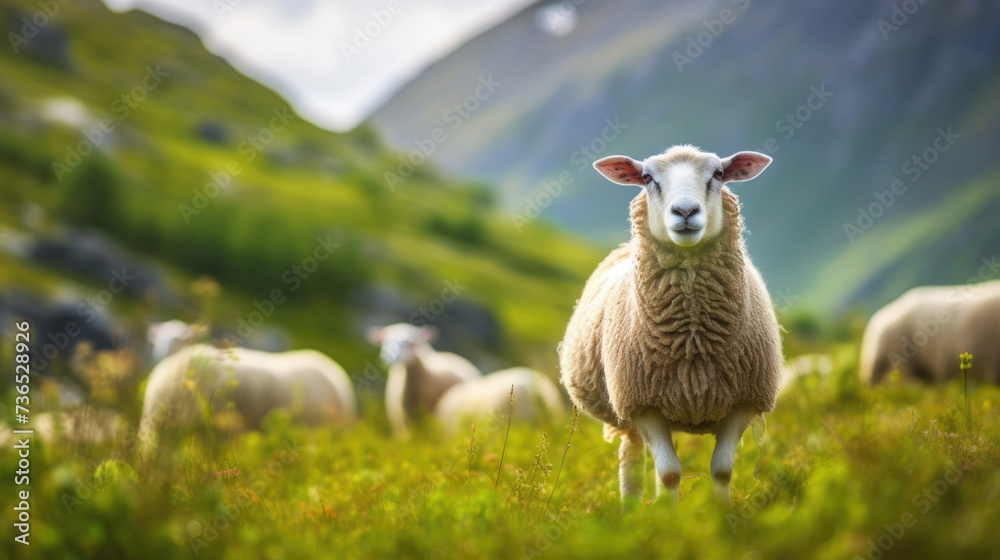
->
[102,0,536,130]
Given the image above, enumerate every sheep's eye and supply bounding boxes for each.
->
[641,173,652,184]
[713,169,724,179]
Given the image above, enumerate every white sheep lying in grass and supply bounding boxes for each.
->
[434,367,566,434]
[367,323,482,437]
[140,340,357,454]
[559,145,783,504]
[860,281,1000,385]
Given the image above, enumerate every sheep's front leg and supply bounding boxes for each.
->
[634,409,681,503]
[710,404,757,503]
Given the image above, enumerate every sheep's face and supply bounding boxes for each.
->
[366,323,438,365]
[593,145,771,248]
[147,320,198,363]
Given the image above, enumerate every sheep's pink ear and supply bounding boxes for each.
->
[366,327,383,345]
[593,156,644,186]
[720,152,771,183]
[418,325,438,343]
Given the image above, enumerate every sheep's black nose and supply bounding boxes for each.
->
[672,204,700,219]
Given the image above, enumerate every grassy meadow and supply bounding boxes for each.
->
[1,1,999,559]
[3,336,1000,559]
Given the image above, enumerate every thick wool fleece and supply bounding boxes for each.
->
[559,188,782,432]
[860,281,1000,385]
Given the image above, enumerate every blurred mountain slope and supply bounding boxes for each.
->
[0,0,603,373]
[371,0,1000,313]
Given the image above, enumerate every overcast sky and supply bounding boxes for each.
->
[103,0,541,131]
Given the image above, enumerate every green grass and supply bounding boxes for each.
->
[4,346,1000,559]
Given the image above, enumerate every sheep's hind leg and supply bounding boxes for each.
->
[634,409,681,503]
[710,404,757,504]
[618,428,645,509]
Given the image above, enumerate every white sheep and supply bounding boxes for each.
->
[139,342,357,454]
[559,145,784,504]
[147,319,198,364]
[367,323,482,437]
[434,367,566,434]
[860,281,1000,385]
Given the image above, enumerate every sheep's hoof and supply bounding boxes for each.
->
[658,472,681,505]
[654,489,679,506]
[714,487,732,504]
[713,471,732,504]
[620,494,643,512]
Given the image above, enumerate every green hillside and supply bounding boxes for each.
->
[0,0,603,375]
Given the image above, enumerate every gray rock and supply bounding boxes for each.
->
[0,290,120,381]
[195,121,228,145]
[27,227,172,304]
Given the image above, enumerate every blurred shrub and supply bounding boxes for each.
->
[0,131,53,181]
[49,161,373,301]
[348,121,382,153]
[154,202,373,299]
[426,211,488,246]
[343,166,386,197]
[58,154,124,234]
[466,182,497,211]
